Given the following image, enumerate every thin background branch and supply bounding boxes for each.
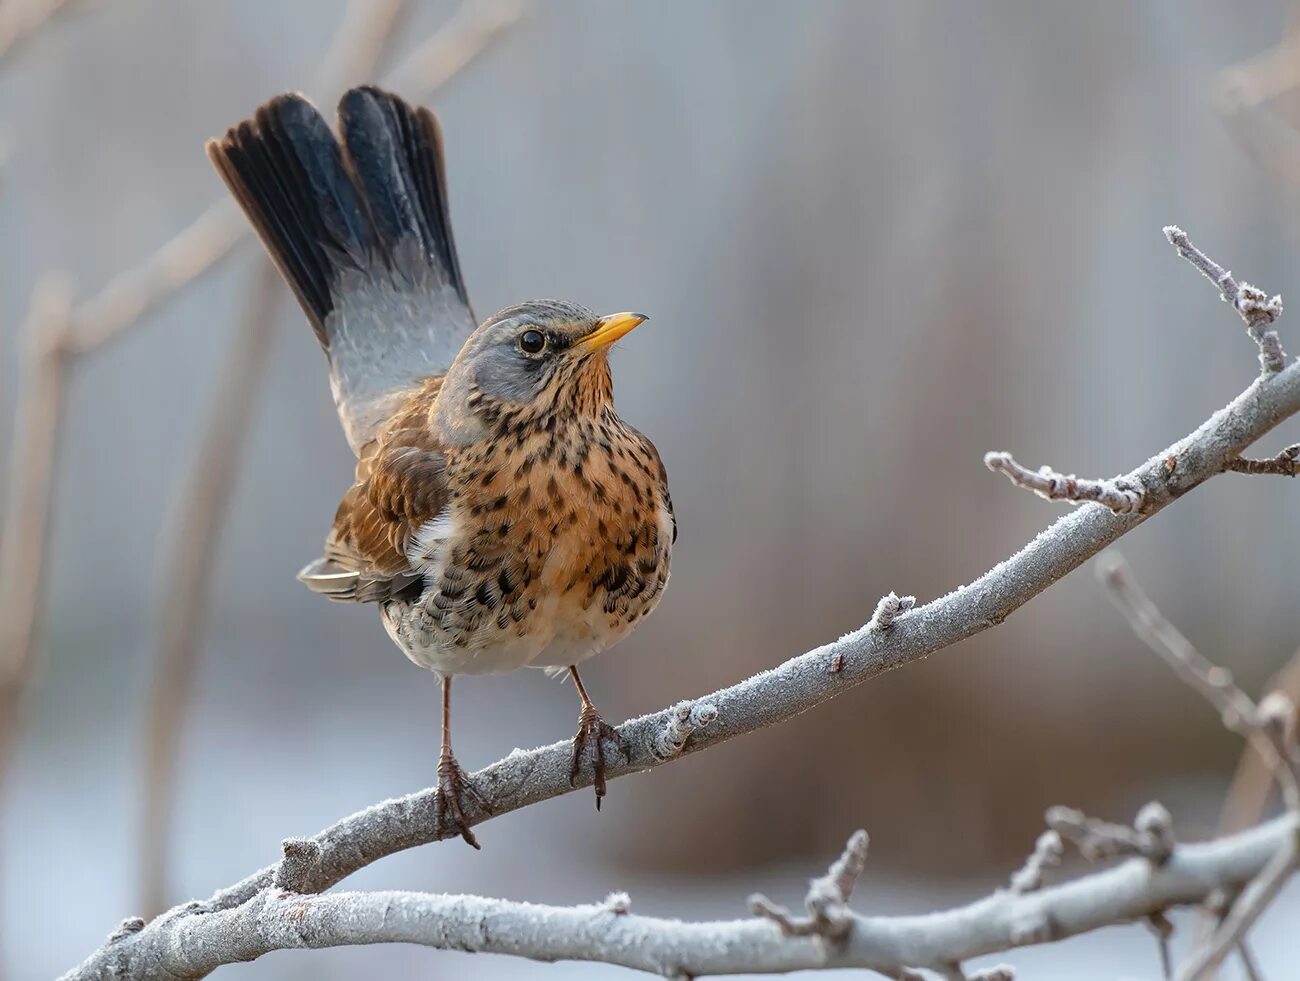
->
[1099,554,1300,980]
[0,0,81,70]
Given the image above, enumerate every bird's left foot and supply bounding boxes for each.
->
[569,704,624,810]
[436,750,488,849]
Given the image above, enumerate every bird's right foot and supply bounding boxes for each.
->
[435,750,487,849]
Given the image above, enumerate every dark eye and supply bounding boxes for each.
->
[519,329,546,355]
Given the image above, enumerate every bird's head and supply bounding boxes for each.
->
[434,300,647,443]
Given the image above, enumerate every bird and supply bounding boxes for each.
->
[207,86,674,848]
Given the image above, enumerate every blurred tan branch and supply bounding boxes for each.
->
[0,275,74,768]
[62,228,1300,977]
[136,0,525,918]
[1215,3,1300,189]
[0,0,80,69]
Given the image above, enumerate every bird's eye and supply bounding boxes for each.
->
[519,329,546,355]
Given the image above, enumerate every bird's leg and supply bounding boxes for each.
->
[435,676,486,849]
[567,665,624,810]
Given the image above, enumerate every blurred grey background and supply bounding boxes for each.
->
[3,1,1300,978]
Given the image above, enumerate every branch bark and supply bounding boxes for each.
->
[61,228,1300,976]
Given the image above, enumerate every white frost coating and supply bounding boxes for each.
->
[60,819,1298,979]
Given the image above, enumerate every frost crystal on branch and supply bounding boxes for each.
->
[868,591,916,631]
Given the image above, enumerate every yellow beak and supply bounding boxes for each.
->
[575,311,648,352]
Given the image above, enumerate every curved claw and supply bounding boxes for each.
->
[569,705,625,810]
[436,752,488,848]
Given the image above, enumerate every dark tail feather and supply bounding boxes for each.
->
[206,87,470,346]
[337,86,469,308]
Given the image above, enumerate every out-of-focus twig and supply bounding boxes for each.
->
[0,275,74,768]
[383,0,526,95]
[1098,554,1300,980]
[136,262,291,917]
[1219,649,1300,838]
[62,202,248,355]
[135,0,525,917]
[0,0,80,70]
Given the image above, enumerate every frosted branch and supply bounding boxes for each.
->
[60,818,1300,979]
[1165,225,1287,373]
[984,453,1144,514]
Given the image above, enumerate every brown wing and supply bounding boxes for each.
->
[298,377,449,603]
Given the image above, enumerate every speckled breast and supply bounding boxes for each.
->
[386,410,673,676]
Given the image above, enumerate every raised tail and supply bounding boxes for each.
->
[207,86,477,452]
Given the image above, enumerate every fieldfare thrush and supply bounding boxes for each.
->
[207,86,674,847]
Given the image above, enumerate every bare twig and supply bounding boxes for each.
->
[63,227,1300,978]
[1164,226,1287,373]
[136,0,522,917]
[59,817,1300,979]
[1237,938,1264,981]
[1225,442,1300,475]
[983,453,1144,514]
[1147,912,1175,980]
[1047,802,1175,865]
[748,830,869,941]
